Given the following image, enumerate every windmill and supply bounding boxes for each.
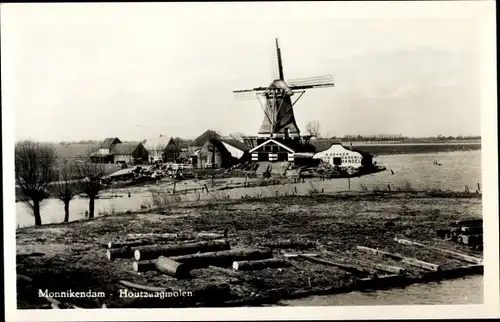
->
[233,39,335,139]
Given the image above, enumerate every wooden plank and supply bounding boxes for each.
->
[394,237,482,264]
[299,255,366,276]
[356,245,441,271]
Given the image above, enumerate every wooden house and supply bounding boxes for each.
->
[143,135,180,163]
[112,142,149,165]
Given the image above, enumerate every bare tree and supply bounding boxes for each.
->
[51,164,79,222]
[15,141,57,226]
[75,161,105,219]
[306,120,321,138]
[229,132,246,142]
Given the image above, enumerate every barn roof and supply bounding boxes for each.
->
[112,142,141,155]
[220,138,249,151]
[100,137,121,148]
[192,130,220,147]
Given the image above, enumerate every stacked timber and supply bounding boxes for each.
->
[436,219,483,249]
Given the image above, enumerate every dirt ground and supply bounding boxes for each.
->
[16,192,482,308]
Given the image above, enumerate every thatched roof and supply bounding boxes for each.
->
[192,130,220,147]
[112,142,141,155]
[143,135,174,151]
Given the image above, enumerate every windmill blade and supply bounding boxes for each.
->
[233,86,269,94]
[289,83,335,90]
[233,90,264,101]
[287,75,335,88]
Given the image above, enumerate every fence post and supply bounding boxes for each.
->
[477,183,481,192]
[387,184,391,192]
[348,177,351,190]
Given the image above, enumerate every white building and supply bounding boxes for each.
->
[313,143,372,169]
[143,135,175,163]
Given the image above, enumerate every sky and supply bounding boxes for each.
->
[2,2,492,142]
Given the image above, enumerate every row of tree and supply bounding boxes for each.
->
[15,141,105,226]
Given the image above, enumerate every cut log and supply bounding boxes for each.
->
[155,256,190,278]
[127,233,179,239]
[132,260,158,272]
[283,253,318,258]
[232,258,290,271]
[460,226,483,235]
[394,238,482,264]
[119,280,168,292]
[356,245,441,271]
[171,249,273,268]
[133,239,230,261]
[197,232,227,240]
[107,247,134,260]
[108,240,153,249]
[460,234,483,246]
[321,250,405,275]
[298,255,370,276]
[208,265,242,278]
[363,261,406,275]
[402,257,441,272]
[262,240,316,249]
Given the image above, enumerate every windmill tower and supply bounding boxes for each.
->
[234,39,335,140]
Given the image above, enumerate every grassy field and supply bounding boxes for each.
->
[16,192,482,308]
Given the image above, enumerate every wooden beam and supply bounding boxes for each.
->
[394,238,482,264]
[321,250,405,275]
[356,245,441,272]
[232,258,290,271]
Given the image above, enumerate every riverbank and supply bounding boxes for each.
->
[16,192,482,308]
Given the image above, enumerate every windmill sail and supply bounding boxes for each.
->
[233,38,334,138]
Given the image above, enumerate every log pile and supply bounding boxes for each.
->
[436,219,483,250]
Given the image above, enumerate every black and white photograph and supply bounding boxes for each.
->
[2,1,498,321]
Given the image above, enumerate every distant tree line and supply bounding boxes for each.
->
[331,134,481,142]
